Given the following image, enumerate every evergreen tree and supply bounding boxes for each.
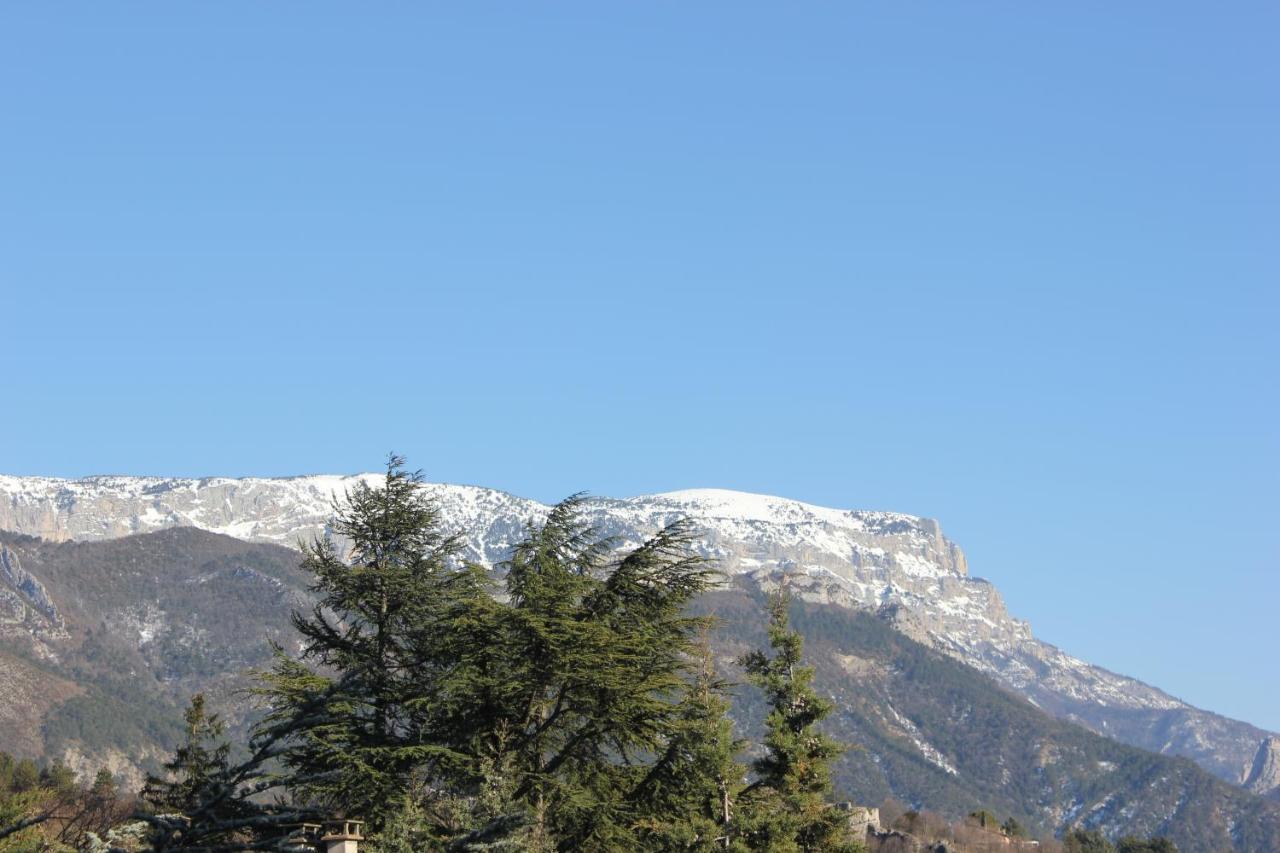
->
[1064,828,1117,853]
[737,590,857,853]
[40,760,76,793]
[1001,816,1027,838]
[141,683,346,850]
[143,693,232,815]
[0,789,54,848]
[452,498,722,850]
[367,793,434,853]
[90,769,117,802]
[10,760,38,793]
[630,641,747,851]
[255,455,489,831]
[1117,837,1178,853]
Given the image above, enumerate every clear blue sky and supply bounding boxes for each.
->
[2,4,1276,730]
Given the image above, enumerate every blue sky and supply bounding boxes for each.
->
[2,4,1276,730]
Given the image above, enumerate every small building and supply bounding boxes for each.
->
[836,802,882,837]
[319,820,365,853]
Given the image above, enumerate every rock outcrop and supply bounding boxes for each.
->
[1245,736,1280,797]
[0,541,67,645]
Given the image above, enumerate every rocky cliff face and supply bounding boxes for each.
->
[0,542,67,650]
[0,473,1273,792]
[1245,736,1280,798]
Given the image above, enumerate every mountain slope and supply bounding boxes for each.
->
[0,473,1271,794]
[701,582,1280,852]
[0,646,81,758]
[0,528,313,787]
[2,527,1277,849]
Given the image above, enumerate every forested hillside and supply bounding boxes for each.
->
[698,584,1280,851]
[0,528,312,783]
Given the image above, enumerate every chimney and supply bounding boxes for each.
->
[321,820,365,853]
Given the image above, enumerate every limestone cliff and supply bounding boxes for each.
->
[1245,736,1280,797]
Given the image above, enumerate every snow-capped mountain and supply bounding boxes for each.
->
[0,473,1272,792]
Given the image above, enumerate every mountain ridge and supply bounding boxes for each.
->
[0,472,1272,796]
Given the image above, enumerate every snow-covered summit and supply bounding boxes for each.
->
[636,487,905,526]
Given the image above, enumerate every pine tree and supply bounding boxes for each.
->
[407,494,732,845]
[255,454,489,831]
[1064,829,1116,853]
[41,760,76,793]
[11,759,38,793]
[1116,837,1178,853]
[90,769,117,802]
[1002,816,1027,838]
[141,682,356,849]
[439,497,722,850]
[737,590,857,853]
[630,641,747,851]
[143,693,232,815]
[366,793,434,853]
[0,789,54,847]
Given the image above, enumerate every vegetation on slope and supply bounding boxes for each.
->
[0,750,136,851]
[0,527,313,770]
[695,584,1279,851]
[0,460,1273,850]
